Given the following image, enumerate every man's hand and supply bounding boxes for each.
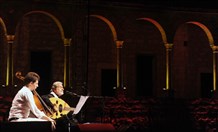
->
[53,105,58,112]
[50,119,56,131]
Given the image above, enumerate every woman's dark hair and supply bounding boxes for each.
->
[24,72,40,85]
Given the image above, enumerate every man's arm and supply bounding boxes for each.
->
[41,94,55,110]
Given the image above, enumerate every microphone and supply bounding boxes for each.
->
[65,90,80,97]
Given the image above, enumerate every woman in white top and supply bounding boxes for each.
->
[8,72,56,130]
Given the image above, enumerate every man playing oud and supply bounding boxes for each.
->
[42,81,77,132]
[42,81,65,113]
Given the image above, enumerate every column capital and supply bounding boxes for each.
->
[116,40,124,48]
[7,35,15,43]
[211,45,218,53]
[64,38,72,46]
[164,43,173,50]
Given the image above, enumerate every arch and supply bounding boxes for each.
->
[21,10,65,40]
[89,15,118,42]
[89,14,124,94]
[0,17,7,35]
[14,10,67,87]
[136,17,171,92]
[0,17,8,86]
[186,21,214,46]
[137,17,168,44]
[173,21,215,97]
[186,21,215,92]
[18,11,69,87]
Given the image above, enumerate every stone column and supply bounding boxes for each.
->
[164,43,173,97]
[63,38,72,89]
[6,35,15,88]
[211,45,218,92]
[116,40,124,97]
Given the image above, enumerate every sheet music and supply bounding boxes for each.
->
[73,95,89,114]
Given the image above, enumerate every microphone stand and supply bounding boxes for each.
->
[66,90,114,123]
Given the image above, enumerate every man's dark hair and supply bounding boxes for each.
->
[24,72,40,85]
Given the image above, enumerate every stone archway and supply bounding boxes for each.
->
[173,21,214,98]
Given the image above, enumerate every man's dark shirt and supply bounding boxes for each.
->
[41,93,55,111]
